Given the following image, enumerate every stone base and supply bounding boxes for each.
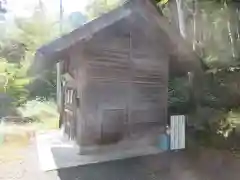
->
[36,130,164,171]
[79,128,164,155]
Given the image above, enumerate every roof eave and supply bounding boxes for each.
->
[30,2,133,75]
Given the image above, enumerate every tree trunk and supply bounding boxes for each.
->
[236,8,240,40]
[228,20,237,59]
[57,0,63,113]
[227,4,237,60]
[192,0,197,51]
[176,0,187,39]
[176,0,202,112]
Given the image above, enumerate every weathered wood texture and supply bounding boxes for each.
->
[62,81,77,140]
[65,16,169,147]
[31,0,199,156]
[31,0,201,77]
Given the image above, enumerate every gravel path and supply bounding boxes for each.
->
[0,140,198,180]
[1,138,240,180]
[0,140,57,180]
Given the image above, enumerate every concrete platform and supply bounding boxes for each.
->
[36,130,163,171]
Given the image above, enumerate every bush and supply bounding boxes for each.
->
[168,76,192,114]
[17,100,59,129]
[187,107,240,149]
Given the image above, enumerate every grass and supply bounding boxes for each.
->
[17,100,59,130]
[0,124,34,163]
[0,145,24,163]
[0,100,59,162]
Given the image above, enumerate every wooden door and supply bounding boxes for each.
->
[63,87,77,140]
[100,109,126,144]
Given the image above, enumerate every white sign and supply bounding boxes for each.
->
[170,115,185,150]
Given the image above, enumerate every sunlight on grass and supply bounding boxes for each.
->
[0,144,24,163]
[18,100,59,130]
[0,100,59,163]
[0,128,32,163]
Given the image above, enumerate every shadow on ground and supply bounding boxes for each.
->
[56,152,172,180]
[54,149,240,180]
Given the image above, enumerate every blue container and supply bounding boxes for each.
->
[158,134,170,151]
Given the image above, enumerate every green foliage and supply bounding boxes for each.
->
[0,5,60,106]
[186,69,240,148]
[170,68,240,148]
[11,16,59,52]
[86,0,122,19]
[217,110,236,137]
[161,0,240,148]
[17,100,59,129]
[188,107,240,148]
[28,70,57,100]
[0,40,26,64]
[0,59,30,106]
[156,0,169,5]
[168,76,191,114]
[199,69,240,109]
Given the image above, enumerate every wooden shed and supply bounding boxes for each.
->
[31,0,200,154]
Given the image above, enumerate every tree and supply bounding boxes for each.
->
[68,12,87,29]
[176,0,187,39]
[0,0,7,13]
[12,16,58,100]
[0,40,26,64]
[0,59,30,106]
[86,0,121,19]
[0,2,60,106]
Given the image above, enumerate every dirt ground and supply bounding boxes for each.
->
[1,136,240,180]
[0,139,57,180]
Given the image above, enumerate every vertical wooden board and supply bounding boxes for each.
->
[100,109,126,144]
[130,108,166,124]
[128,122,162,137]
[131,83,167,104]
[131,51,168,85]
[84,19,131,81]
[170,115,186,150]
[68,42,85,69]
[179,115,186,149]
[80,80,129,146]
[170,116,175,150]
[78,82,100,146]
[130,13,169,85]
[72,14,171,147]
[79,20,131,146]
[85,19,131,51]
[129,14,169,126]
[82,80,129,109]
[130,14,169,55]
[63,85,78,140]
[129,83,167,124]
[131,53,168,84]
[85,48,130,81]
[75,103,83,145]
[78,106,101,146]
[73,61,87,146]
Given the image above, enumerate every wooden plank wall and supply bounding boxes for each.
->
[129,15,168,135]
[71,17,169,146]
[80,20,131,146]
[67,45,87,145]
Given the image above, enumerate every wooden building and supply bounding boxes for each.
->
[31,0,200,154]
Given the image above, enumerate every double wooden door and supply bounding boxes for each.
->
[63,86,77,140]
